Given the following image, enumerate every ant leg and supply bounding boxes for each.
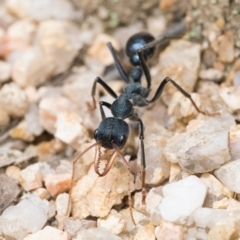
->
[99,101,111,120]
[137,50,151,89]
[132,117,147,204]
[90,77,118,109]
[139,21,188,52]
[147,77,217,116]
[137,22,188,89]
[107,42,130,84]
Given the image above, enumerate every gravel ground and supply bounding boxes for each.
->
[0,0,240,240]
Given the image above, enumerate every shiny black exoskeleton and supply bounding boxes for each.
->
[91,28,212,197]
[126,32,155,66]
[93,29,204,159]
[94,117,129,149]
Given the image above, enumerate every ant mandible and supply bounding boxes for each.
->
[70,26,216,224]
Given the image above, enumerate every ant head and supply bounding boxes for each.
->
[126,32,155,66]
[94,117,129,149]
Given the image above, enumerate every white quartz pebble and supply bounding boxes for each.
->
[0,195,48,240]
[158,176,207,225]
[192,208,228,229]
[23,226,68,240]
[74,227,122,240]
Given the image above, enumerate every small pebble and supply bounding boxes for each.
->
[63,218,97,237]
[164,116,233,173]
[120,208,148,233]
[19,163,43,191]
[56,193,69,217]
[192,208,229,229]
[71,159,135,219]
[6,165,21,180]
[199,68,224,82]
[200,173,233,199]
[32,188,51,200]
[0,82,29,117]
[9,120,35,142]
[7,19,37,45]
[0,150,23,168]
[159,175,208,225]
[134,224,155,240]
[23,226,68,240]
[218,33,235,63]
[25,103,44,136]
[155,220,185,240]
[44,173,71,197]
[214,159,240,193]
[219,86,240,120]
[39,96,78,134]
[97,209,125,235]
[74,227,122,240]
[208,217,240,240]
[0,174,20,213]
[0,194,48,240]
[55,112,89,150]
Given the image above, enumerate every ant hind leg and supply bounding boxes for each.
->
[147,77,218,116]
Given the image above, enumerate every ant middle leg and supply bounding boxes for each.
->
[130,115,147,204]
[89,77,118,109]
[137,118,147,204]
[147,77,218,116]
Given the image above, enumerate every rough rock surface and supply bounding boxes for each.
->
[159,175,208,225]
[71,159,135,218]
[0,174,20,213]
[0,195,48,240]
[214,159,240,194]
[164,115,234,173]
[137,134,170,185]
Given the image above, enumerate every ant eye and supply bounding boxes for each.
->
[94,129,99,140]
[119,135,126,146]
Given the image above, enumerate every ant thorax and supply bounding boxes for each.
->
[124,82,150,107]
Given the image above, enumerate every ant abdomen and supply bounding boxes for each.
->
[126,32,155,66]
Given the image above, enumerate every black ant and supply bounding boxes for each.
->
[69,26,217,224]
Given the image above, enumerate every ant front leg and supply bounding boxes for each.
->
[88,77,118,110]
[99,101,112,120]
[147,77,218,116]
